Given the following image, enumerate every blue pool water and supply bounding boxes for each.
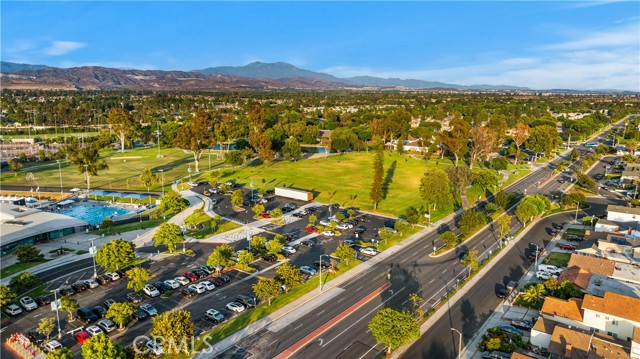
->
[61,205,131,225]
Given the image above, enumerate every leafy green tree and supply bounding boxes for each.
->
[420,167,452,212]
[394,220,411,233]
[139,168,158,192]
[561,192,586,207]
[7,159,23,176]
[150,310,195,355]
[544,277,559,292]
[370,148,384,210]
[440,231,458,246]
[282,136,303,161]
[570,149,580,161]
[273,234,288,244]
[250,235,267,251]
[335,212,346,221]
[207,170,221,187]
[378,227,397,244]
[469,127,498,169]
[107,107,135,154]
[490,157,509,170]
[461,249,479,273]
[237,250,255,268]
[527,125,561,158]
[15,244,43,263]
[251,204,265,218]
[438,119,469,167]
[106,302,135,329]
[308,214,317,225]
[207,244,234,270]
[486,337,502,351]
[496,214,512,239]
[265,240,283,256]
[160,190,188,214]
[125,267,152,293]
[458,209,488,237]
[60,297,79,321]
[252,278,280,305]
[494,190,508,209]
[446,165,473,199]
[521,283,546,306]
[0,285,16,309]
[153,223,184,253]
[334,244,356,265]
[37,317,56,340]
[408,293,424,319]
[46,348,75,359]
[270,208,283,218]
[82,333,126,359]
[67,143,108,191]
[174,111,214,172]
[96,239,135,272]
[231,189,244,207]
[10,272,40,292]
[275,262,302,293]
[511,123,531,164]
[472,169,500,195]
[516,199,538,225]
[248,131,274,162]
[368,308,420,355]
[224,151,244,166]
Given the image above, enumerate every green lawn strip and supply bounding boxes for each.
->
[500,169,532,189]
[542,252,571,268]
[91,218,166,235]
[183,207,242,239]
[605,173,621,179]
[0,260,48,278]
[189,260,361,353]
[373,226,422,252]
[565,228,586,236]
[76,250,89,255]
[0,147,225,192]
[465,185,485,206]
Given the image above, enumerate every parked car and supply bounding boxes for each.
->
[85,325,103,337]
[103,299,116,308]
[300,266,317,276]
[499,324,523,336]
[83,279,99,289]
[300,239,315,247]
[20,297,38,311]
[313,260,332,269]
[183,272,198,282]
[188,283,206,294]
[34,295,53,307]
[197,265,212,274]
[96,274,111,285]
[226,302,246,313]
[97,319,117,333]
[282,246,297,255]
[343,239,355,247]
[164,279,181,289]
[538,264,562,275]
[126,292,143,304]
[354,226,367,234]
[71,282,88,293]
[236,294,257,308]
[193,269,209,278]
[509,319,533,330]
[201,281,216,291]
[547,228,559,235]
[105,272,120,281]
[205,309,225,323]
[291,212,306,218]
[92,305,108,318]
[304,226,318,233]
[552,223,563,230]
[27,330,47,345]
[262,254,277,262]
[115,269,127,279]
[74,331,91,344]
[482,351,512,359]
[360,247,378,256]
[77,307,99,324]
[336,222,353,230]
[153,281,172,293]
[140,304,158,316]
[133,308,149,321]
[180,287,197,298]
[319,219,332,226]
[210,278,224,287]
[59,286,75,297]
[496,288,509,299]
[566,234,584,242]
[558,244,576,251]
[43,340,63,353]
[4,304,22,316]
[143,284,161,298]
[321,230,336,237]
[175,276,190,286]
[535,271,558,281]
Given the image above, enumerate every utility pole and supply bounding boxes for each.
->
[451,328,462,359]
[52,289,62,339]
[90,238,98,278]
[57,160,63,194]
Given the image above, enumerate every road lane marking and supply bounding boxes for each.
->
[293,324,303,331]
[429,279,434,283]
[316,310,326,316]
[441,269,446,274]
[337,297,345,303]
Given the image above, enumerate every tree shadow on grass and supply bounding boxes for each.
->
[382,160,397,199]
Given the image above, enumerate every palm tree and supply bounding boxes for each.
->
[521,284,546,306]
[67,143,108,191]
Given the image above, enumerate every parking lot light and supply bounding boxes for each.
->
[319,254,331,292]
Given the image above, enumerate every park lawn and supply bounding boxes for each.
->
[0,260,48,278]
[543,252,572,268]
[218,152,455,217]
[0,147,225,192]
[570,187,598,197]
[184,208,241,239]
[500,168,531,189]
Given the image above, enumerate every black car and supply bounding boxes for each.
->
[59,286,75,297]
[354,226,366,234]
[104,299,116,308]
[547,228,559,235]
[329,203,340,210]
[217,274,231,283]
[291,212,305,218]
[261,254,277,262]
[300,239,315,247]
[595,173,604,180]
[71,282,88,293]
[307,206,319,212]
[126,292,143,304]
[34,295,53,307]
[180,287,197,298]
[552,223,563,230]
[77,307,99,324]
[92,305,108,318]
[236,294,257,308]
[115,269,127,278]
[496,288,509,299]
[566,235,584,242]
[27,330,47,345]
[153,281,172,294]
[194,269,209,279]
[313,260,332,269]
[96,275,112,285]
[133,309,148,321]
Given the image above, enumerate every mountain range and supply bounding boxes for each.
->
[0,60,620,92]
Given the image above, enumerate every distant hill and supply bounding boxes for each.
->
[1,61,53,73]
[195,61,341,82]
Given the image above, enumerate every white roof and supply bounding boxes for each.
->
[0,203,88,245]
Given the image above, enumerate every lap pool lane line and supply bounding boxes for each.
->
[273,281,392,359]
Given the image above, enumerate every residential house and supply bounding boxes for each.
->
[581,292,640,341]
[607,205,640,225]
[621,164,640,184]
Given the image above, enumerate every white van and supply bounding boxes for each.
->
[538,264,562,275]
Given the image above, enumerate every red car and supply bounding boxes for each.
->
[74,331,91,344]
[304,226,318,233]
[559,244,576,251]
[260,212,271,218]
[184,272,198,282]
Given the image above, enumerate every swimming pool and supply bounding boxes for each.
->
[61,205,131,225]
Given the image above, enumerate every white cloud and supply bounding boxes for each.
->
[43,41,86,56]
[542,23,638,50]
[500,58,539,66]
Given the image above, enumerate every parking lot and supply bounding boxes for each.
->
[5,183,399,356]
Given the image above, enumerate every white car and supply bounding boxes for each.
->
[164,279,180,289]
[174,276,190,286]
[43,340,63,353]
[535,271,559,281]
[188,284,206,294]
[205,309,225,323]
[226,302,246,313]
[85,325,103,337]
[83,279,99,289]
[140,304,158,316]
[20,297,38,311]
[105,272,120,281]
[299,266,317,276]
[360,247,378,256]
[187,182,198,187]
[321,230,336,237]
[200,281,216,291]
[146,339,165,356]
[282,246,297,255]
[336,223,353,230]
[143,284,160,298]
[319,219,332,226]
[4,304,23,316]
[97,319,117,333]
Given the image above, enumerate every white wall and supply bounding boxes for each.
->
[582,309,640,341]
[607,211,640,223]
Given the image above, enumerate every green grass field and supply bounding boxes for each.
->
[215,152,457,217]
[0,147,225,192]
[183,208,241,239]
[543,252,571,267]
[0,131,100,140]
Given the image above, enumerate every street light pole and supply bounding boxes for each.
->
[319,254,330,292]
[530,242,540,270]
[159,169,165,197]
[57,160,63,194]
[575,201,580,223]
[90,238,98,278]
[451,328,462,359]
[156,121,162,158]
[52,289,62,339]
[84,164,89,191]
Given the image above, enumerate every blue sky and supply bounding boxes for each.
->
[2,1,638,90]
